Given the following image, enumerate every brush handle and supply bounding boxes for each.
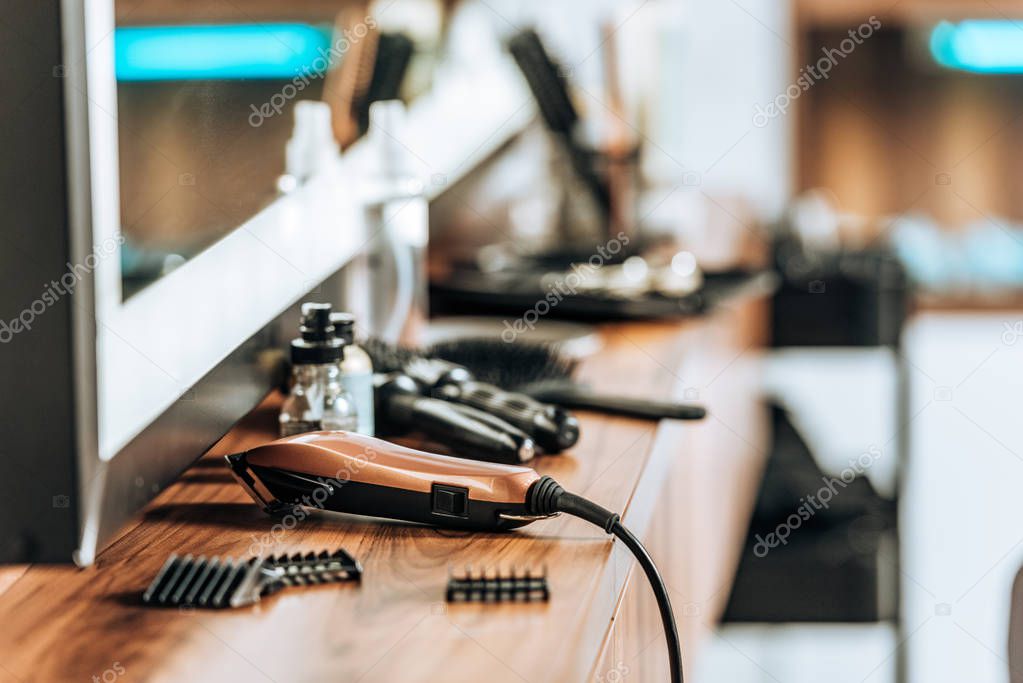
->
[403,395,535,463]
[377,351,581,454]
[377,374,535,464]
[435,381,580,454]
[527,386,706,421]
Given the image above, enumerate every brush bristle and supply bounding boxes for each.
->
[362,338,423,373]
[428,338,577,389]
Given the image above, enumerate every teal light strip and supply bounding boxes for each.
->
[115,24,333,81]
[930,20,1023,74]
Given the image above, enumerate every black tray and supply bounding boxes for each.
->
[431,269,777,322]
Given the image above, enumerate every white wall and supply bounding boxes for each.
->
[485,0,793,219]
[902,312,1023,683]
[669,0,792,218]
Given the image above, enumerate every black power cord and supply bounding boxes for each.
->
[527,476,684,683]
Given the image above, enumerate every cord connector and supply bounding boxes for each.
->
[527,475,620,532]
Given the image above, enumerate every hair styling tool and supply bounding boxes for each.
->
[142,549,361,609]
[226,431,684,682]
[323,9,379,149]
[428,338,707,421]
[325,20,413,149]
[375,372,535,463]
[357,32,414,135]
[446,565,549,603]
[506,28,610,218]
[364,339,580,454]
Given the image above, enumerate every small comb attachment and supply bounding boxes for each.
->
[265,549,363,587]
[142,555,267,609]
[446,565,549,603]
[142,548,361,609]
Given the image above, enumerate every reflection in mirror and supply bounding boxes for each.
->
[114,0,443,298]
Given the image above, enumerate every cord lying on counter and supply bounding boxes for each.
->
[526,476,683,682]
[226,431,684,682]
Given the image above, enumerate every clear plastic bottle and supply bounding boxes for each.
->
[319,361,358,432]
[280,303,358,437]
[331,312,375,436]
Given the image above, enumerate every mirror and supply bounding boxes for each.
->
[113,0,444,298]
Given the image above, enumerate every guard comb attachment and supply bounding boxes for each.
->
[142,555,265,608]
[446,565,549,603]
[267,549,363,587]
[142,548,361,609]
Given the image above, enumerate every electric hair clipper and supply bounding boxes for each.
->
[226,431,685,681]
[226,431,549,531]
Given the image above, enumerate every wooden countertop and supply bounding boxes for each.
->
[0,301,768,683]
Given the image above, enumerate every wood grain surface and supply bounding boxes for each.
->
[0,300,767,683]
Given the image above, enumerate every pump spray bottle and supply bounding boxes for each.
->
[279,303,358,437]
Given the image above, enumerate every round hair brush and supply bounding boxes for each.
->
[428,338,706,422]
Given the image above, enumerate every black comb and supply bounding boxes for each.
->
[142,549,362,609]
[446,565,549,603]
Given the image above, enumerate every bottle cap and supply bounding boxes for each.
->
[329,312,356,345]
[292,302,345,364]
[300,302,334,341]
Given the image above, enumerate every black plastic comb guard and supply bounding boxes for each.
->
[142,549,361,609]
[446,565,549,603]
[267,549,363,588]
